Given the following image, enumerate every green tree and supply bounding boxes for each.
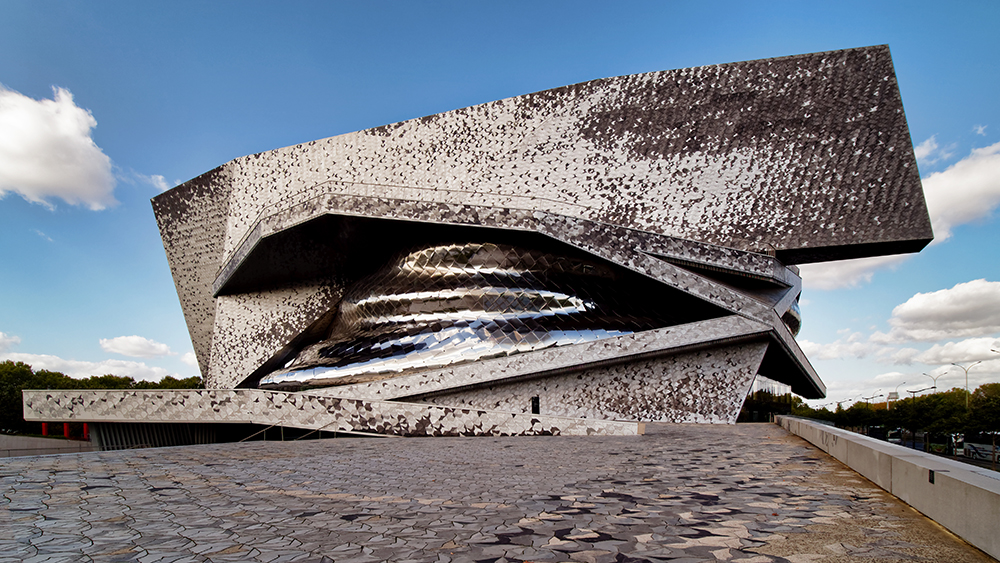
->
[922,388,968,435]
[0,361,35,432]
[969,383,1000,435]
[136,375,204,390]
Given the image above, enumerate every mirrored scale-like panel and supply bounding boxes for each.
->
[258,242,722,389]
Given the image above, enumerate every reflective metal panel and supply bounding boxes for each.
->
[259,243,679,388]
[782,300,802,337]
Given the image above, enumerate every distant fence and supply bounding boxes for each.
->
[776,415,1000,560]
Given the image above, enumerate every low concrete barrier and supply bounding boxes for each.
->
[776,415,1000,560]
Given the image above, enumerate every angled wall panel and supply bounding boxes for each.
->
[151,167,233,377]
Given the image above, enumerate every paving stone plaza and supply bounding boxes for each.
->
[1,424,993,563]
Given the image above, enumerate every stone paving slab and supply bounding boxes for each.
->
[0,423,994,563]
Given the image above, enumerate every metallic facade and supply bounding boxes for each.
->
[30,46,933,436]
[261,242,724,389]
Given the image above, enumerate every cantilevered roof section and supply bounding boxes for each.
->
[159,45,930,269]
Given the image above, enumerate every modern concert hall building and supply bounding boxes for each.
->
[25,45,933,443]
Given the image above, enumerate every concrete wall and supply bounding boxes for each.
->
[777,415,1000,560]
[0,434,96,458]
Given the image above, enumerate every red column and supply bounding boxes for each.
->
[41,422,49,436]
[63,423,70,438]
[83,423,89,441]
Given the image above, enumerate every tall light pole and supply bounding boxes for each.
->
[908,386,935,400]
[836,396,858,410]
[837,393,863,410]
[863,391,883,406]
[923,372,944,389]
[906,387,935,450]
[950,361,981,409]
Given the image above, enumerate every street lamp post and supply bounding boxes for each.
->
[835,394,862,409]
[906,386,936,449]
[950,361,982,409]
[862,392,884,405]
[923,372,944,389]
[860,392,883,437]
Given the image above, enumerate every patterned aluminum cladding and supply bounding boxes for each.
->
[21,389,642,437]
[198,44,929,267]
[419,342,769,424]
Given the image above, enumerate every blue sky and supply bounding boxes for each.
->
[1,1,999,406]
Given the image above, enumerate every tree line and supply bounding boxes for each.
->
[790,383,1000,443]
[1,360,203,435]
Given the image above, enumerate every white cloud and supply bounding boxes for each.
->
[800,329,922,364]
[0,331,21,352]
[914,135,939,163]
[122,170,172,192]
[974,125,987,136]
[798,332,890,361]
[33,228,53,242]
[0,352,175,382]
[799,254,909,290]
[0,85,116,210]
[913,135,954,166]
[922,141,1000,243]
[147,174,170,191]
[914,337,1000,365]
[871,279,1000,343]
[872,371,907,385]
[180,351,198,367]
[99,335,174,358]
[886,347,922,365]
